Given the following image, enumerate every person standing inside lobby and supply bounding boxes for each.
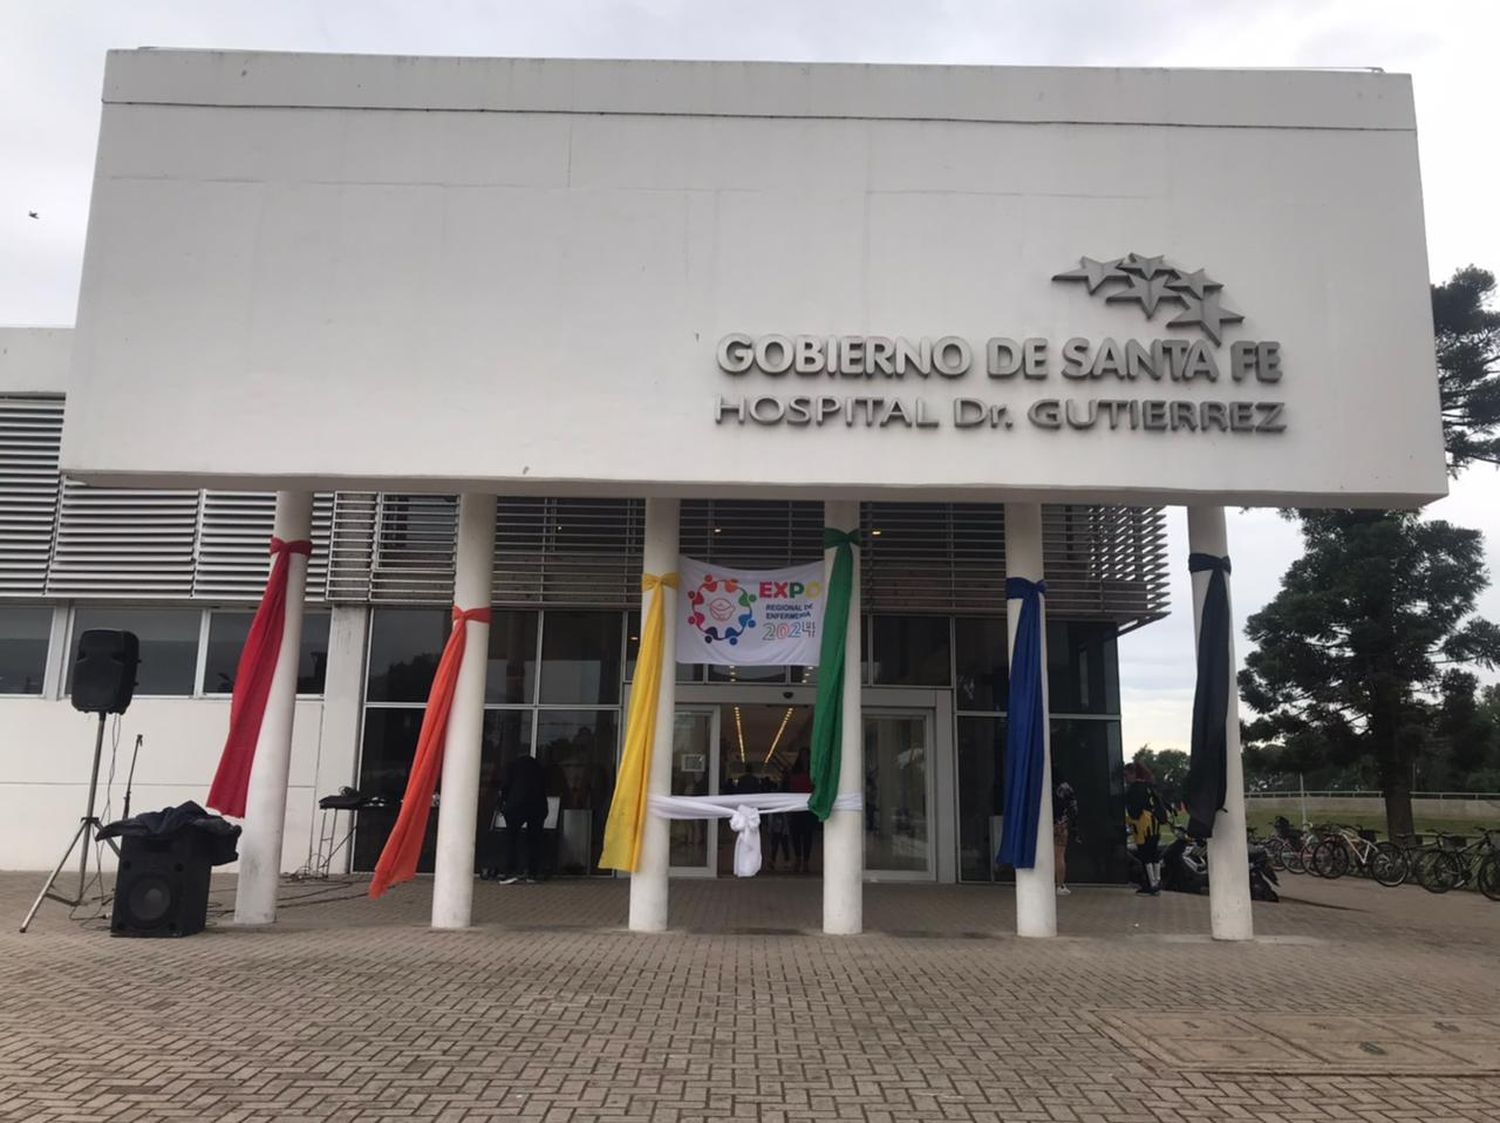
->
[786,749,815,874]
[497,753,548,883]
[1053,780,1078,896]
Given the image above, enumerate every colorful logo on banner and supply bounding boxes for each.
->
[686,573,758,645]
[677,556,825,666]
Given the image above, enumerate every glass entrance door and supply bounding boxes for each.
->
[863,709,936,879]
[668,707,718,875]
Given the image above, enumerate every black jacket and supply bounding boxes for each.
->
[500,755,547,817]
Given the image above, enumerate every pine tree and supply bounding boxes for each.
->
[1240,512,1500,836]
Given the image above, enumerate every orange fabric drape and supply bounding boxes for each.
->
[206,536,313,819]
[368,605,492,899]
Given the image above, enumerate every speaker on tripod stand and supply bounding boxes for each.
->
[18,630,139,933]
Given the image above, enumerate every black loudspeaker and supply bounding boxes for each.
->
[71,629,139,714]
[110,834,212,938]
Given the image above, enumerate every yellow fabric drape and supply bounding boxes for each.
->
[600,572,679,872]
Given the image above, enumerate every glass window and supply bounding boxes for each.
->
[354,707,535,876]
[863,713,929,872]
[954,617,1008,713]
[484,610,538,704]
[535,709,619,874]
[956,716,1005,882]
[0,606,52,695]
[476,710,536,876]
[1047,621,1120,715]
[366,608,450,703]
[539,611,621,705]
[204,610,331,695]
[870,615,950,686]
[1051,718,1128,884]
[68,606,200,696]
[352,707,430,872]
[624,610,701,684]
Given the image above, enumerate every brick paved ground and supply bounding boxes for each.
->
[0,870,1496,1122]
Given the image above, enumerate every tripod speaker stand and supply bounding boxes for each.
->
[19,712,120,932]
[19,628,139,934]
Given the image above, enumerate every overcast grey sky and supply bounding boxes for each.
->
[2,0,1497,750]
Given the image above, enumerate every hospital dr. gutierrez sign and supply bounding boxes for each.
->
[713,253,1286,436]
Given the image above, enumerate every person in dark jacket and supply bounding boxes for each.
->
[1123,762,1167,895]
[497,753,548,883]
[1053,780,1078,896]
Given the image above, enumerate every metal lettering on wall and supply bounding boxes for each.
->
[712,254,1285,436]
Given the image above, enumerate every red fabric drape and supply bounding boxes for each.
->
[368,605,492,899]
[206,536,313,819]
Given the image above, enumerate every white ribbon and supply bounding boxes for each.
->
[649,792,862,878]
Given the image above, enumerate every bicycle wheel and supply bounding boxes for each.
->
[1299,838,1322,876]
[1283,841,1306,874]
[1422,851,1460,894]
[1370,842,1408,887]
[1313,838,1350,879]
[1478,855,1500,902]
[1263,838,1286,871]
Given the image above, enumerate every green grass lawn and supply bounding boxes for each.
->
[1243,809,1493,843]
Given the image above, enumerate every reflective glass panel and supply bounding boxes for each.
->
[535,709,619,874]
[954,617,1008,713]
[870,616,950,686]
[366,608,448,703]
[863,713,930,872]
[0,606,51,695]
[68,606,200,696]
[539,612,621,705]
[204,610,330,695]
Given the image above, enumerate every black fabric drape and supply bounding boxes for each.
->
[98,800,242,866]
[1185,553,1231,838]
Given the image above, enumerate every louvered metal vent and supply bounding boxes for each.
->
[515,497,643,608]
[860,502,1007,614]
[45,481,201,597]
[679,499,823,568]
[323,494,647,607]
[192,491,335,601]
[1042,505,1170,627]
[0,395,63,596]
[325,492,379,601]
[860,501,1168,626]
[368,493,458,603]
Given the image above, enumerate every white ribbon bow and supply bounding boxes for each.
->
[649,792,863,878]
[728,804,762,878]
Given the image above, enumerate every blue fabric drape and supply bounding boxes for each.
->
[1185,552,1232,838]
[998,577,1047,870]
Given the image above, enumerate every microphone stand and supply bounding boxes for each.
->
[123,734,143,821]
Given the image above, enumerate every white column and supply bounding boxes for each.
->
[432,493,496,930]
[1186,505,1253,941]
[629,497,680,932]
[235,490,313,926]
[822,499,863,936]
[1005,502,1056,938]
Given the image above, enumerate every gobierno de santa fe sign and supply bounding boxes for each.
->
[713,253,1286,437]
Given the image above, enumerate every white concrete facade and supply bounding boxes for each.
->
[62,54,1443,508]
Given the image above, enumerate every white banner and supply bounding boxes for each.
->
[677,556,825,666]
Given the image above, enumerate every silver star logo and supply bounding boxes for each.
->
[1106,273,1180,319]
[1051,256,1127,293]
[1051,253,1245,345]
[1167,292,1244,345]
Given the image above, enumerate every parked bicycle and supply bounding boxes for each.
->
[1310,824,1407,886]
[1262,815,1305,873]
[1416,828,1500,899]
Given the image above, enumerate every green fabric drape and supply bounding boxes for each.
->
[809,527,858,820]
